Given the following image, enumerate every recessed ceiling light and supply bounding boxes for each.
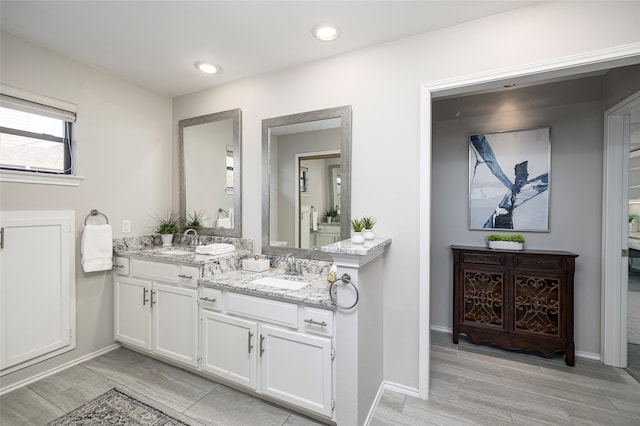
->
[194,61,221,75]
[312,24,340,41]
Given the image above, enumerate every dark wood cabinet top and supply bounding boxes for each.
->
[451,245,578,258]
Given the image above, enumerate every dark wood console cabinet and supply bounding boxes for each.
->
[451,245,578,366]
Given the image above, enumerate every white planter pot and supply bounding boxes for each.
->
[161,234,174,247]
[488,241,523,251]
[363,229,375,240]
[351,232,365,244]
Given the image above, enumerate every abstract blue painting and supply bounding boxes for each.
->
[469,128,550,231]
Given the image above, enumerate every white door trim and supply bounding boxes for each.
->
[602,90,640,367]
[419,42,640,398]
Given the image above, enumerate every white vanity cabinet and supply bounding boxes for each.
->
[201,311,257,389]
[200,290,335,418]
[260,324,333,417]
[114,276,152,350]
[114,257,199,367]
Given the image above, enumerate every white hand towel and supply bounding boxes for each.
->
[195,243,235,255]
[312,211,318,231]
[81,224,113,272]
[217,217,232,228]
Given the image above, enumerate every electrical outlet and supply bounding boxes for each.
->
[122,220,131,234]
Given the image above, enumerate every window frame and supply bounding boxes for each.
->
[0,85,82,186]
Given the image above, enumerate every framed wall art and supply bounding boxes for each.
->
[469,127,550,231]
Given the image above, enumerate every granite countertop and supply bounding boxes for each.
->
[321,236,392,256]
[114,246,251,266]
[200,269,334,309]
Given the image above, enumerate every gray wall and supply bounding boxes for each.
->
[0,31,172,389]
[431,71,640,356]
[172,2,640,389]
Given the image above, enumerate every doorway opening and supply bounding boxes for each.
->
[419,45,640,398]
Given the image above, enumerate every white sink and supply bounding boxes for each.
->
[250,276,309,290]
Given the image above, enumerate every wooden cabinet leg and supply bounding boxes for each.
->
[564,350,575,366]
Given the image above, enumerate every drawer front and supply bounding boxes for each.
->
[461,252,503,266]
[226,292,298,328]
[178,265,199,288]
[131,259,179,283]
[113,257,130,276]
[301,306,333,337]
[513,255,563,271]
[317,225,340,235]
[199,287,222,311]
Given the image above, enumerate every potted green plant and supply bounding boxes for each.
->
[153,210,180,247]
[361,216,376,240]
[630,214,638,232]
[487,234,525,251]
[186,210,205,229]
[325,207,338,223]
[351,217,365,244]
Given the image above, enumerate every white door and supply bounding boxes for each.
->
[260,324,333,417]
[152,282,198,366]
[1,211,75,373]
[201,311,257,390]
[114,276,151,350]
[603,89,640,367]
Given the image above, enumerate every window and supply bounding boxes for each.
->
[1,89,76,175]
[225,145,234,194]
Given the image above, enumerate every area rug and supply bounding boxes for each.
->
[47,388,189,425]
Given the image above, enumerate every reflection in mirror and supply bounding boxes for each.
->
[262,106,352,260]
[179,108,242,237]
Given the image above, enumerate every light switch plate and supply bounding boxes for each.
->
[122,220,131,234]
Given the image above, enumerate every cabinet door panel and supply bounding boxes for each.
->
[512,272,562,337]
[261,325,332,417]
[201,311,257,390]
[114,277,151,350]
[460,267,506,330]
[153,282,198,366]
[1,212,74,372]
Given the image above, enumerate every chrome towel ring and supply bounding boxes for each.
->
[84,209,109,225]
[329,273,359,310]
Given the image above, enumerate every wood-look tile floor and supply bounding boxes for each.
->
[0,347,326,426]
[372,331,640,425]
[2,332,639,426]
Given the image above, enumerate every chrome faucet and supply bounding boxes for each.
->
[284,252,298,275]
[183,228,198,246]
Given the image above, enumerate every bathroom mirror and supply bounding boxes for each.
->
[262,106,352,260]
[179,108,242,237]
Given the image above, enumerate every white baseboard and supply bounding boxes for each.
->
[430,325,602,361]
[430,325,452,334]
[575,351,601,361]
[0,344,120,396]
[364,380,421,425]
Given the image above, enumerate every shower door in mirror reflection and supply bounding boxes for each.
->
[469,127,550,232]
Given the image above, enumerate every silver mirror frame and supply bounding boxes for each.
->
[179,108,242,237]
[262,105,352,260]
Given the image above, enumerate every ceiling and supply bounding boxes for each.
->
[0,1,540,98]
